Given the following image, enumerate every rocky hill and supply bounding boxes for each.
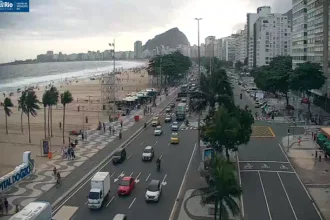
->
[143,27,190,51]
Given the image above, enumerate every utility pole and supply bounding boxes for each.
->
[195,17,203,152]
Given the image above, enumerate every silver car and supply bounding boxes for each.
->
[142,146,154,161]
[154,126,163,136]
[171,122,179,131]
[145,180,162,202]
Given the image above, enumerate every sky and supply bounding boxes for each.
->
[0,0,291,63]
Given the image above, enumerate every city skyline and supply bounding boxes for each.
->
[0,0,291,63]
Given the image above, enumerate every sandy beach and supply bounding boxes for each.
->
[0,69,151,176]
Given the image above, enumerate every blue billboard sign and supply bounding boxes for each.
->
[0,0,29,12]
[202,148,215,162]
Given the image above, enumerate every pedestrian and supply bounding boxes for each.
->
[109,125,112,134]
[103,122,106,133]
[71,148,75,159]
[4,198,8,214]
[113,127,115,135]
[120,120,123,128]
[82,132,84,141]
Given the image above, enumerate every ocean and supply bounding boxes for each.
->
[0,60,146,92]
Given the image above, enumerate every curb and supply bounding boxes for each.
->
[51,91,178,213]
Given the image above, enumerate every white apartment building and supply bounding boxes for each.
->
[247,6,272,68]
[200,43,206,57]
[220,37,236,61]
[234,27,248,63]
[177,44,191,57]
[255,13,291,67]
[291,0,308,68]
[190,45,198,58]
[214,39,222,59]
[205,36,216,57]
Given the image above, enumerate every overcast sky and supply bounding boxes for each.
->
[0,0,291,63]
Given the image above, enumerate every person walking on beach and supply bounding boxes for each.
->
[4,198,8,214]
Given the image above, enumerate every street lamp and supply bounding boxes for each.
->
[195,17,202,152]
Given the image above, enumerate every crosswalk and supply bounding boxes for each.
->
[145,112,175,116]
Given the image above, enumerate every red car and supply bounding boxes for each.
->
[118,176,135,196]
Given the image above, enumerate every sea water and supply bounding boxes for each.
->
[0,60,145,92]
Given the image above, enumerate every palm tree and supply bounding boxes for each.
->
[18,90,27,133]
[61,90,73,144]
[49,86,59,137]
[3,97,13,134]
[42,90,51,139]
[23,90,40,143]
[192,155,241,220]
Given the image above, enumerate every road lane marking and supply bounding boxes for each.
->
[128,198,136,209]
[110,171,116,177]
[258,171,272,220]
[164,131,166,135]
[129,172,133,177]
[154,141,158,145]
[168,143,170,146]
[240,170,295,174]
[169,142,197,220]
[145,173,151,181]
[135,172,141,179]
[159,155,163,159]
[140,141,144,146]
[236,152,244,218]
[277,173,298,220]
[161,174,167,186]
[114,172,125,182]
[84,200,88,205]
[127,154,132,160]
[71,176,76,180]
[106,196,115,207]
[239,161,290,163]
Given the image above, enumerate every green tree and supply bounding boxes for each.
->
[18,90,27,133]
[61,91,73,144]
[234,61,243,72]
[42,90,51,139]
[48,86,59,137]
[3,97,13,134]
[23,90,40,143]
[192,155,241,220]
[290,62,326,113]
[203,105,254,160]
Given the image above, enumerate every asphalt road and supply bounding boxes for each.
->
[53,109,198,220]
[231,75,322,220]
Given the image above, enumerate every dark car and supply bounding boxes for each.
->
[169,103,175,108]
[112,148,127,164]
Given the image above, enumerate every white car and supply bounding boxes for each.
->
[164,114,172,122]
[171,122,179,131]
[154,126,163,136]
[142,146,154,161]
[145,179,162,202]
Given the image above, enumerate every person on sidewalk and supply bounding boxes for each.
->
[4,198,8,214]
[103,122,106,133]
[109,125,112,134]
[120,120,123,128]
[15,204,20,213]
[0,199,3,215]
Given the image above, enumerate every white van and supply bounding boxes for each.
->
[9,201,52,220]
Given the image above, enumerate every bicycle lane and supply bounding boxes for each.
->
[0,87,179,215]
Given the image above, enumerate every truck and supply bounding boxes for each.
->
[176,103,186,121]
[9,201,52,220]
[88,172,111,209]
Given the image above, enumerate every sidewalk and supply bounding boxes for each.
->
[0,87,178,216]
[281,134,330,220]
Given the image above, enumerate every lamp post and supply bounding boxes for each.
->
[195,17,202,152]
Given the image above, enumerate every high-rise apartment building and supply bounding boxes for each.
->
[291,0,308,68]
[214,39,222,59]
[254,13,291,67]
[205,36,216,57]
[134,41,143,59]
[234,27,248,63]
[220,37,236,61]
[247,6,272,68]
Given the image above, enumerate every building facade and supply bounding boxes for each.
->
[254,13,291,67]
[134,41,143,59]
[205,36,216,57]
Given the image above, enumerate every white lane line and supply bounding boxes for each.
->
[110,171,116,177]
[164,131,166,135]
[135,172,141,180]
[128,198,136,209]
[71,176,76,180]
[241,170,295,174]
[154,141,158,145]
[169,142,197,220]
[84,200,88,205]
[278,143,323,220]
[258,171,273,220]
[239,161,290,163]
[277,173,298,220]
[129,172,133,177]
[140,141,144,146]
[236,152,244,218]
[168,143,170,146]
[127,154,132,160]
[106,196,115,207]
[159,155,163,159]
[161,174,167,184]
[145,173,151,181]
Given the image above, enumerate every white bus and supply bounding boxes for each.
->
[9,201,52,220]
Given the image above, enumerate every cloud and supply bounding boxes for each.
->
[247,0,292,13]
[0,0,189,40]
